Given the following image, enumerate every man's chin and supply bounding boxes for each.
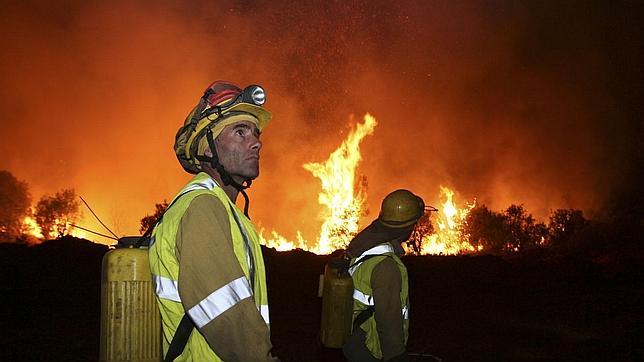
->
[228,165,259,183]
[240,170,260,182]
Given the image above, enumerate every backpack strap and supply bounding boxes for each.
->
[349,253,394,331]
[164,314,194,362]
[352,306,375,331]
[348,254,380,271]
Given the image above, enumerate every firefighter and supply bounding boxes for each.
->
[148,81,278,361]
[343,189,425,362]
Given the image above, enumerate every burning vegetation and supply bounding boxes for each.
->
[1,114,638,262]
[405,187,479,255]
[258,114,550,256]
[1,112,635,262]
[260,114,375,254]
[255,114,637,260]
[0,174,85,243]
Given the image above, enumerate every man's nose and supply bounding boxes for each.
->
[250,136,262,151]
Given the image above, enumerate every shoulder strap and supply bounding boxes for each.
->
[164,314,194,362]
[353,306,375,331]
[348,252,394,275]
[349,253,395,331]
[348,254,380,270]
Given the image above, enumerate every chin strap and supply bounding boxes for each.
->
[195,128,252,217]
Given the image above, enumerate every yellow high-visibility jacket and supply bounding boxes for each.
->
[149,172,270,361]
[349,243,409,360]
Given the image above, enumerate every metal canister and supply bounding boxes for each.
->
[320,256,354,348]
[100,236,161,361]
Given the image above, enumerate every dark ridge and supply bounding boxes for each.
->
[1,238,642,361]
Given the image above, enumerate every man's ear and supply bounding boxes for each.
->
[204,147,213,157]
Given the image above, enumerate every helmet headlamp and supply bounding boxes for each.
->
[244,85,266,106]
[201,84,266,119]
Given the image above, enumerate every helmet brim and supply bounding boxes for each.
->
[378,217,420,229]
[221,103,272,131]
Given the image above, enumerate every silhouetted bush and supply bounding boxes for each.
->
[0,170,31,242]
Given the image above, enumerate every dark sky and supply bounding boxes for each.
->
[1,0,641,243]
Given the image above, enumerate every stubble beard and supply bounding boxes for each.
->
[226,153,260,182]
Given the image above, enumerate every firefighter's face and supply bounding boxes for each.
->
[213,120,262,182]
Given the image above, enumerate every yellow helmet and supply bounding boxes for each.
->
[174,81,272,174]
[378,189,425,228]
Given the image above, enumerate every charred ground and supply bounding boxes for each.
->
[1,237,642,361]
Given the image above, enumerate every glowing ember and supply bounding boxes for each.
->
[260,114,377,254]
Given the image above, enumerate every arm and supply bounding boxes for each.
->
[372,258,408,361]
[176,194,275,361]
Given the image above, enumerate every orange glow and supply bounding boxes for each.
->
[21,216,86,241]
[22,216,43,239]
[0,1,628,250]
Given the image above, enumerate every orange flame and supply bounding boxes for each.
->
[260,114,376,254]
[413,186,479,255]
[259,114,481,256]
[22,216,43,239]
[21,216,86,241]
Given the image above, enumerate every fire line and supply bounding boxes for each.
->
[259,114,478,255]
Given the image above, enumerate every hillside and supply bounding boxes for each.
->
[1,237,642,361]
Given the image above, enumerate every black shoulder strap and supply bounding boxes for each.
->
[348,254,380,270]
[164,314,194,362]
[353,306,375,331]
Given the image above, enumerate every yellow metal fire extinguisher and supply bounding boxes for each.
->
[100,236,161,362]
[319,255,354,348]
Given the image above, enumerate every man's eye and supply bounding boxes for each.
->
[235,129,245,136]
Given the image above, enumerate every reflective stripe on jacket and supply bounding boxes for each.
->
[148,172,269,361]
[349,243,409,360]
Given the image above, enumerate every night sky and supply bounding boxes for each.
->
[1,0,641,243]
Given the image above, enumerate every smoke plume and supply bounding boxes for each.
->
[1,0,641,242]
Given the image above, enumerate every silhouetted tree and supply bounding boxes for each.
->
[503,204,547,253]
[547,209,589,254]
[34,189,80,239]
[139,200,168,234]
[0,170,32,242]
[464,205,512,254]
